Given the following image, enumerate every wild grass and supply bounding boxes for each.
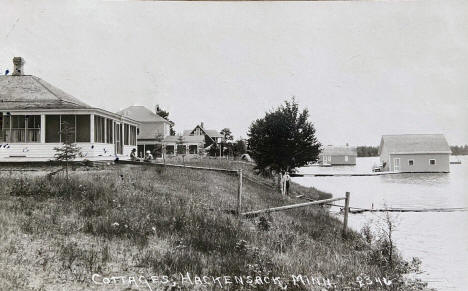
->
[0,164,428,290]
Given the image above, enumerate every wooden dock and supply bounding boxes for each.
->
[291,172,401,177]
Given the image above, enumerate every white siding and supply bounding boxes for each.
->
[0,142,134,161]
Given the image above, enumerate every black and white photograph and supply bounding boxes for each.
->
[0,0,467,290]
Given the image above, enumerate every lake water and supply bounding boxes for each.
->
[293,156,468,291]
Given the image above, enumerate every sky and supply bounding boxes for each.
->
[1,0,467,146]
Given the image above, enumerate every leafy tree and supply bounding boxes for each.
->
[220,128,234,141]
[233,139,247,157]
[208,143,219,157]
[247,98,321,172]
[220,128,234,158]
[357,146,379,157]
[156,106,176,136]
[176,135,186,165]
[451,145,468,155]
[54,121,81,179]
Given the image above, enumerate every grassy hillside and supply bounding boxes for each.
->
[0,163,428,290]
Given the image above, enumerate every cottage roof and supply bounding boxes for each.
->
[164,135,204,143]
[183,125,223,138]
[0,75,92,110]
[204,129,224,138]
[137,125,164,140]
[117,106,172,124]
[380,134,451,154]
[320,145,357,156]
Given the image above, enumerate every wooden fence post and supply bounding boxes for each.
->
[237,169,243,216]
[343,192,350,237]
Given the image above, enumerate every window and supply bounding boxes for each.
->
[129,125,136,146]
[189,145,198,154]
[408,160,414,166]
[76,115,90,142]
[124,124,129,145]
[345,155,349,162]
[1,114,29,143]
[430,159,436,165]
[45,115,60,143]
[94,116,105,143]
[115,123,123,154]
[27,115,41,129]
[0,113,4,142]
[166,145,174,155]
[10,115,26,142]
[45,115,91,143]
[106,119,113,144]
[177,144,186,155]
[1,115,41,143]
[60,115,76,143]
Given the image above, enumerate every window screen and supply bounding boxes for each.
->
[106,119,113,144]
[76,115,90,142]
[124,124,129,145]
[94,116,105,143]
[45,115,60,143]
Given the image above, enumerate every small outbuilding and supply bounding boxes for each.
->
[378,134,451,173]
[319,145,357,166]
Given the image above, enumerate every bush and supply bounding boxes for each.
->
[9,176,113,202]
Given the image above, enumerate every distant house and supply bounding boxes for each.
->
[0,57,139,161]
[163,135,205,156]
[117,105,173,158]
[319,145,357,165]
[183,123,223,151]
[378,134,451,173]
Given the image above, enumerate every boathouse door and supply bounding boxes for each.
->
[393,158,400,172]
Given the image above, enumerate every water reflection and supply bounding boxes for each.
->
[382,173,450,186]
[294,156,468,291]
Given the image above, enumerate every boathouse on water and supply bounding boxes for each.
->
[0,57,139,161]
[319,145,357,166]
[378,134,451,173]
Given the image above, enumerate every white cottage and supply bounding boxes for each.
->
[0,57,139,161]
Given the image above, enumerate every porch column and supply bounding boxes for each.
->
[90,114,95,143]
[40,114,46,143]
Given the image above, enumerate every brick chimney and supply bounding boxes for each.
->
[155,104,160,115]
[12,57,25,76]
[200,122,204,129]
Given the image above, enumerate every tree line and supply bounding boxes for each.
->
[356,146,379,157]
[451,145,468,155]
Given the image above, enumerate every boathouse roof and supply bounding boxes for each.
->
[379,134,451,154]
